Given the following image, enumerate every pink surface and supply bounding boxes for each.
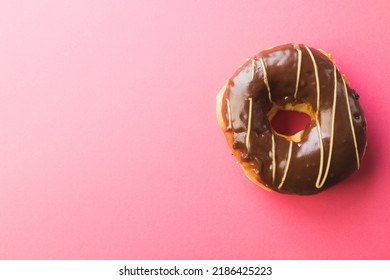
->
[0,0,389,259]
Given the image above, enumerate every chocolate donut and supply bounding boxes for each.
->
[216,43,367,195]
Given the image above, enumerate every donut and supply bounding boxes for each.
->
[216,43,367,195]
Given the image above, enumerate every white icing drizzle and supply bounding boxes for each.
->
[251,58,255,81]
[271,134,276,184]
[278,141,293,189]
[226,98,232,129]
[246,97,253,149]
[293,44,302,99]
[259,58,273,103]
[342,77,360,169]
[314,119,325,188]
[305,46,321,110]
[305,45,325,189]
[318,64,338,188]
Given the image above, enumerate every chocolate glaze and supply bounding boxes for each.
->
[219,44,367,195]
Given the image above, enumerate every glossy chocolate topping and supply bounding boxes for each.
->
[218,43,367,195]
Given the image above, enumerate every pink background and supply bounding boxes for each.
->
[0,0,389,259]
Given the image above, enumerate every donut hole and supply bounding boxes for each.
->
[270,109,311,138]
